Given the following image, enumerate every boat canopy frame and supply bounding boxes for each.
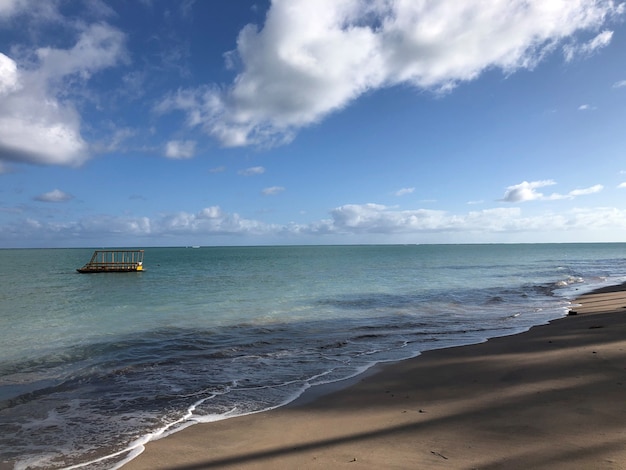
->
[77,249,144,273]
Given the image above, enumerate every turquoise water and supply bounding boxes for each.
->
[1,244,625,469]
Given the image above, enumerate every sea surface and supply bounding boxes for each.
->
[1,244,625,469]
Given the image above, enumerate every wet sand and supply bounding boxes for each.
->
[123,284,626,469]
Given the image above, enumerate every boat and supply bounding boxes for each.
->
[77,250,144,273]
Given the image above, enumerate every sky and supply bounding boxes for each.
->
[1,0,626,248]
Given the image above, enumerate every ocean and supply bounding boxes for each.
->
[1,244,625,469]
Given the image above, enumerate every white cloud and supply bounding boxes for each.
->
[568,185,603,197]
[96,127,136,153]
[319,204,521,234]
[0,100,88,166]
[238,166,266,176]
[164,140,196,159]
[299,203,626,237]
[0,0,60,21]
[563,30,614,62]
[156,207,274,236]
[0,0,29,18]
[158,0,623,148]
[328,203,447,233]
[0,21,126,166]
[618,182,626,189]
[0,207,270,244]
[73,215,152,237]
[502,180,556,202]
[395,187,415,196]
[34,189,74,202]
[613,80,626,88]
[501,180,602,202]
[262,186,285,195]
[0,53,21,95]
[578,104,596,111]
[4,201,626,246]
[34,24,127,82]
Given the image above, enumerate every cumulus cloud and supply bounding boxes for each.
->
[137,206,274,236]
[502,180,603,202]
[309,203,521,234]
[0,206,274,245]
[0,53,21,95]
[501,180,556,202]
[4,201,626,246]
[296,203,626,238]
[164,140,196,159]
[0,18,126,166]
[157,0,623,148]
[238,166,265,176]
[34,189,74,202]
[328,203,448,233]
[618,182,626,189]
[303,204,520,235]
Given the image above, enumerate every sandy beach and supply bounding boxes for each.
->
[124,284,626,470]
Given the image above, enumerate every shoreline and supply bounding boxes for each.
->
[122,284,626,469]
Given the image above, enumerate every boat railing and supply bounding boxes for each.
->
[78,250,144,273]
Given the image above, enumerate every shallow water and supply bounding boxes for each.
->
[1,244,625,469]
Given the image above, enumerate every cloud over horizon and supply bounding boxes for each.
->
[5,201,626,247]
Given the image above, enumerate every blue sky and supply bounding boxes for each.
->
[1,0,626,248]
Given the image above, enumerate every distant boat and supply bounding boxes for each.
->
[77,250,144,273]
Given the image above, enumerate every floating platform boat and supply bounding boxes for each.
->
[77,250,144,273]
